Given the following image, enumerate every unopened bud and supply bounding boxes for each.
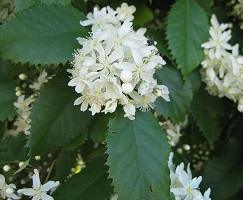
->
[120,70,133,83]
[122,83,134,94]
[3,165,10,172]
[16,91,22,96]
[19,74,28,80]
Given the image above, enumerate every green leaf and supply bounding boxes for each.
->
[0,135,28,164]
[166,0,209,77]
[0,60,17,82]
[0,122,4,141]
[0,82,16,121]
[134,6,154,26]
[196,0,212,14]
[89,114,110,143]
[53,158,113,200]
[15,0,72,12]
[191,88,224,143]
[106,111,170,200]
[0,4,87,65]
[54,150,77,182]
[203,116,243,199]
[28,73,91,155]
[155,66,193,123]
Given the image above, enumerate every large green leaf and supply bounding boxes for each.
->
[203,116,243,199]
[191,88,224,143]
[0,135,28,164]
[28,73,91,155]
[15,0,71,12]
[53,158,113,200]
[54,150,77,182]
[89,114,110,143]
[106,111,170,200]
[0,60,17,82]
[155,66,193,123]
[0,4,87,65]
[166,0,209,77]
[0,82,16,121]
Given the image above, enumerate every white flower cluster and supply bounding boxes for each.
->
[160,117,188,147]
[68,3,169,120]
[14,70,51,135]
[201,15,243,112]
[230,0,243,29]
[168,153,211,200]
[0,169,59,200]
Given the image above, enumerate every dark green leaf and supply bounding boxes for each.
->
[0,135,28,164]
[166,0,209,77]
[134,6,154,26]
[15,0,71,12]
[106,111,170,200]
[0,4,87,65]
[54,150,77,182]
[89,114,110,143]
[0,82,16,121]
[0,122,4,141]
[191,88,224,143]
[28,73,91,155]
[53,158,112,200]
[155,66,193,123]
[203,116,243,199]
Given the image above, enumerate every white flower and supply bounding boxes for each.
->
[68,3,169,120]
[0,174,20,200]
[116,3,136,21]
[14,95,35,135]
[29,70,51,91]
[14,71,51,135]
[161,119,188,147]
[18,169,59,200]
[168,153,211,200]
[201,14,243,113]
[202,15,232,59]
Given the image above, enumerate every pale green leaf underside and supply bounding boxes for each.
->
[106,111,170,200]
[0,4,87,65]
[28,73,91,155]
[166,0,209,77]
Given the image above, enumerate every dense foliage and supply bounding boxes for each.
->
[0,0,243,200]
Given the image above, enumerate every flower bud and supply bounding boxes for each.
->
[3,165,10,172]
[122,83,133,94]
[16,91,22,97]
[120,70,133,83]
[19,73,28,80]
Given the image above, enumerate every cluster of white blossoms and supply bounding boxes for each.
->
[68,3,170,120]
[0,169,59,200]
[13,70,51,135]
[201,15,243,112]
[160,117,188,147]
[168,153,211,200]
[230,0,243,29]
